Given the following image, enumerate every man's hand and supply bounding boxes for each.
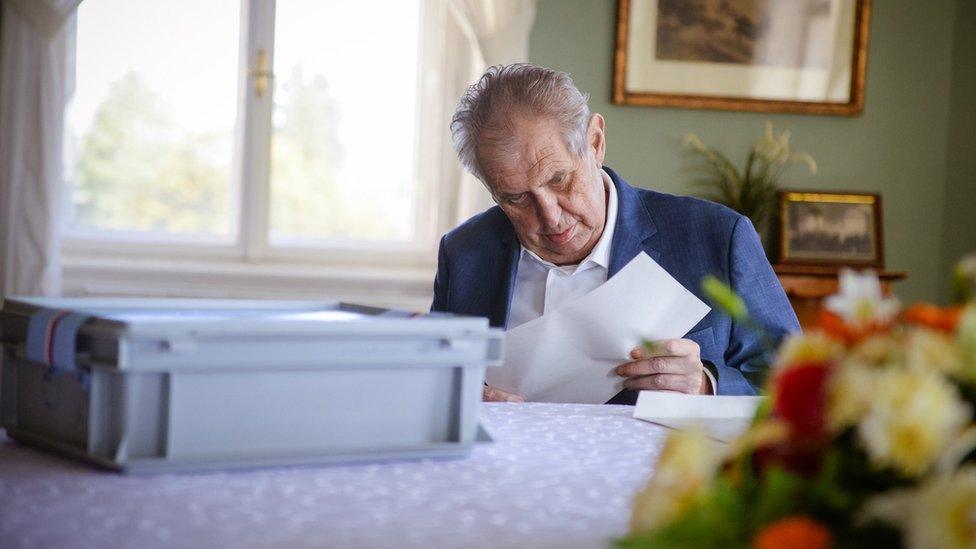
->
[615,339,711,395]
[483,384,525,403]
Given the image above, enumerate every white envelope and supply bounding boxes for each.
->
[632,391,765,443]
[487,252,711,404]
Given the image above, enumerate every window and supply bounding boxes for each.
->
[64,0,451,308]
[69,0,240,239]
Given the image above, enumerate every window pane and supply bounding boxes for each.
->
[68,0,240,238]
[270,0,421,243]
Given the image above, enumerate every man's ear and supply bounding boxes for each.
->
[588,113,606,166]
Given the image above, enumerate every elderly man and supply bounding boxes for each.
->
[431,64,799,404]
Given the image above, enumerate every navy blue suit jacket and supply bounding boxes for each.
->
[431,167,800,401]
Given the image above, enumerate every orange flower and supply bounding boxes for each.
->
[754,516,832,549]
[817,309,890,345]
[903,303,963,333]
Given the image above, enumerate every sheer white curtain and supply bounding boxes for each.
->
[0,0,82,299]
[442,0,537,226]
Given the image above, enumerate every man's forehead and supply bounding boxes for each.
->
[480,118,574,191]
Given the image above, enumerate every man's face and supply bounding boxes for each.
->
[479,114,607,266]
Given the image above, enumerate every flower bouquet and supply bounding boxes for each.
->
[620,258,976,548]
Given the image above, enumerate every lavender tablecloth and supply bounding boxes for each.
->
[0,403,669,549]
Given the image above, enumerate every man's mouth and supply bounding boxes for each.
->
[545,224,575,245]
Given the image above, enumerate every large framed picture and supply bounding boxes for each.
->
[776,191,883,268]
[613,0,872,115]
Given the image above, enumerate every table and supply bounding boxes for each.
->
[0,403,669,549]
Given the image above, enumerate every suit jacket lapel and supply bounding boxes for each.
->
[605,167,659,277]
[490,221,520,328]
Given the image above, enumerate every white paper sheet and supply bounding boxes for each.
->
[487,252,711,404]
[632,391,765,443]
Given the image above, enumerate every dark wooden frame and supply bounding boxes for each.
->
[775,190,884,269]
[613,0,872,115]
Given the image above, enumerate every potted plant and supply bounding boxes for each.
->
[683,123,817,247]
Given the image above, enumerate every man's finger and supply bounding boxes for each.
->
[642,338,698,358]
[623,373,696,393]
[616,357,684,377]
[483,384,524,403]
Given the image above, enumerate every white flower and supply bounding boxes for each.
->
[827,362,878,431]
[825,269,901,328]
[866,466,976,549]
[857,369,969,476]
[904,327,963,376]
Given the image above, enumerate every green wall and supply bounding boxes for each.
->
[530,0,973,304]
[941,0,976,300]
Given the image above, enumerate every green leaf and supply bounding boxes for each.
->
[702,276,749,323]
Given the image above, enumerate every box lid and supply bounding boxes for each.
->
[1,297,501,372]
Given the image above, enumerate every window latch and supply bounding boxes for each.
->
[249,48,273,98]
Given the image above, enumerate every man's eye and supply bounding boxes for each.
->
[507,194,527,205]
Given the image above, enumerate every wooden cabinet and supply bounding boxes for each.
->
[773,264,906,330]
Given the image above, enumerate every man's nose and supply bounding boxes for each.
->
[535,191,562,230]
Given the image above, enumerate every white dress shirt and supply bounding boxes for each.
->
[508,171,619,329]
[506,171,717,394]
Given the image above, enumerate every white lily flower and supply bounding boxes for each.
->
[825,268,901,328]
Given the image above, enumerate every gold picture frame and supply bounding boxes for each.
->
[613,0,872,115]
[776,191,884,268]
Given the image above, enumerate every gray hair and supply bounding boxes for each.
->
[450,63,591,185]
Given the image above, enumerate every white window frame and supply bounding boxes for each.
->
[61,0,461,310]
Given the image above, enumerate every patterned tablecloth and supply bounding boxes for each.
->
[0,403,670,549]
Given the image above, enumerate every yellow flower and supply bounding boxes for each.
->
[867,466,976,549]
[774,331,844,369]
[730,418,790,457]
[629,429,719,534]
[826,362,878,431]
[904,327,963,376]
[847,333,901,367]
[857,369,970,477]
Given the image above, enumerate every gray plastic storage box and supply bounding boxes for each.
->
[0,297,502,473]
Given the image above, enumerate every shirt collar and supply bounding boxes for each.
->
[520,170,618,272]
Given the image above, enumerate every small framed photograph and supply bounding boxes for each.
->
[613,0,872,115]
[777,191,883,267]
